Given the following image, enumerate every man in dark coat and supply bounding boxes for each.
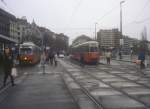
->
[3,47,15,87]
[49,51,54,65]
[138,49,145,69]
[80,53,84,67]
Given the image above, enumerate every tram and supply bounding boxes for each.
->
[19,42,41,65]
[70,41,100,64]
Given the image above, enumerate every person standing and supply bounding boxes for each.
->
[3,47,15,87]
[119,51,122,59]
[80,53,84,67]
[138,49,145,69]
[106,50,111,64]
[49,51,54,65]
[54,53,58,67]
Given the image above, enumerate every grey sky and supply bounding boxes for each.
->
[0,0,150,43]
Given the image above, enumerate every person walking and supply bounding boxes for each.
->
[80,53,84,67]
[138,49,145,69]
[3,47,15,87]
[119,51,122,59]
[106,50,111,64]
[54,53,58,67]
[49,51,54,65]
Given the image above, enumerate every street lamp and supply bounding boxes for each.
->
[120,1,125,36]
[119,1,125,59]
[95,22,98,40]
[41,33,46,74]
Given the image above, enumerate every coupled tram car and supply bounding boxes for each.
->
[19,42,41,65]
[70,41,100,64]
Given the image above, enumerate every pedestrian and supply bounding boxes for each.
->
[3,47,15,87]
[138,49,145,69]
[106,50,111,64]
[130,50,133,60]
[49,51,54,65]
[54,54,58,67]
[80,53,84,67]
[119,51,122,59]
[45,51,49,64]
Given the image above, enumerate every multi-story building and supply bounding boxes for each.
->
[0,8,18,51]
[17,17,31,42]
[122,36,139,54]
[97,29,121,49]
[10,20,20,40]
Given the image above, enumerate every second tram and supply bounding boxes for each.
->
[70,41,100,64]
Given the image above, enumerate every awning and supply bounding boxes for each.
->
[0,34,18,43]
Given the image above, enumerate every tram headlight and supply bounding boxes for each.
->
[24,57,27,60]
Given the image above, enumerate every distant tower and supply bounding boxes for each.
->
[32,19,36,26]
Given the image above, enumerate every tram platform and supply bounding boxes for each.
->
[0,63,78,109]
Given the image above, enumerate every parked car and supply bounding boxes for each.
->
[59,54,65,58]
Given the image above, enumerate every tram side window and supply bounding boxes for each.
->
[90,47,98,52]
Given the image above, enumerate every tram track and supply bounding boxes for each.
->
[62,58,150,109]
[60,73,81,109]
[95,65,150,89]
[96,63,150,88]
[60,63,105,109]
[111,60,150,79]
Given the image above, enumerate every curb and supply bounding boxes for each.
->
[112,59,132,63]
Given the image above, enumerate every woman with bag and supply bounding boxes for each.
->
[3,47,15,87]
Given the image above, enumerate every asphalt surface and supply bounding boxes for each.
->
[0,57,150,109]
[60,58,150,109]
[0,63,78,109]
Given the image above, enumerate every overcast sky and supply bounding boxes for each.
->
[0,0,150,43]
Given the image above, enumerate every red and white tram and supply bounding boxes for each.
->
[19,42,41,65]
[70,41,100,64]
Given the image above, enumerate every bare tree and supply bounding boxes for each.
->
[140,26,148,52]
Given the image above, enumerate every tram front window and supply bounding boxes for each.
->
[20,48,32,55]
[90,47,98,52]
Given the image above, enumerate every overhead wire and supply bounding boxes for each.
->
[134,0,150,19]
[96,4,120,23]
[64,0,83,33]
[123,0,150,27]
[1,0,7,6]
[135,17,150,23]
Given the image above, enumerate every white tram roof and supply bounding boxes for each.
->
[21,42,35,46]
[20,42,38,49]
[73,41,98,48]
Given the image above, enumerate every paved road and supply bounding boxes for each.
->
[0,57,150,109]
[0,63,78,109]
[61,58,150,109]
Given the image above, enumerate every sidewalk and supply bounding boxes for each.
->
[0,63,78,109]
[99,55,136,66]
[114,55,150,67]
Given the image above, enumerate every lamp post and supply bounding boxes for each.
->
[41,33,46,74]
[95,22,98,40]
[17,37,21,65]
[119,1,125,59]
[120,1,125,37]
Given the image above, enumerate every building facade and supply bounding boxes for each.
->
[122,36,139,54]
[0,8,19,52]
[97,29,121,49]
[0,8,19,68]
